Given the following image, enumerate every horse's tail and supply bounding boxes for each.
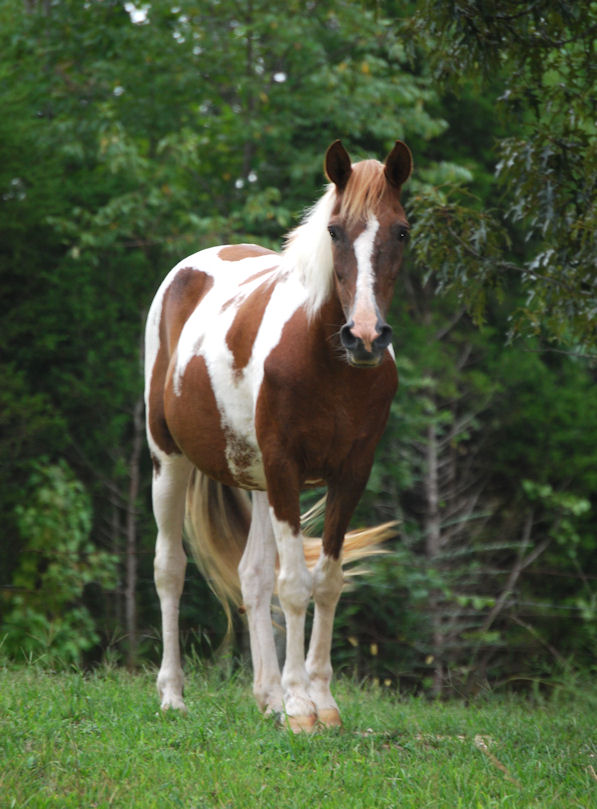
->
[301,496,396,578]
[185,470,251,630]
[185,473,396,626]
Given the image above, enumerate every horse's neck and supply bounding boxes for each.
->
[310,294,346,362]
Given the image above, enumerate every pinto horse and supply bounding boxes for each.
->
[145,139,412,731]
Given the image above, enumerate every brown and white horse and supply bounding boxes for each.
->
[145,140,412,731]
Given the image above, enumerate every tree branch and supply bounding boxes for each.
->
[479,511,550,635]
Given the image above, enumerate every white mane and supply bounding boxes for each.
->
[281,185,336,320]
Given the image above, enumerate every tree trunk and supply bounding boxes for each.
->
[110,491,123,640]
[424,417,444,697]
[125,393,144,669]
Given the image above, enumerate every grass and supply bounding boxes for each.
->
[1,663,596,809]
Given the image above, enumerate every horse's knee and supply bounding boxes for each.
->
[311,554,344,607]
[277,566,312,613]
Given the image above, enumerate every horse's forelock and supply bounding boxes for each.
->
[338,159,387,226]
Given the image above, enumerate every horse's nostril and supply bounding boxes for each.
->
[374,323,393,349]
[340,322,359,350]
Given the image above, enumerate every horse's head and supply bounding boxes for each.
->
[325,140,412,367]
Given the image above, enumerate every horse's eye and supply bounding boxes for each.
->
[398,228,410,242]
[328,226,339,241]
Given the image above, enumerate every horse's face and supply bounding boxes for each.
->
[325,140,412,367]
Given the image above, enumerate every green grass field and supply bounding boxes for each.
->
[1,664,595,808]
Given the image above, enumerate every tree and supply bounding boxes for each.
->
[403,0,597,351]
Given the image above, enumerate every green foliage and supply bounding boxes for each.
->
[1,462,117,665]
[332,546,430,686]
[407,0,597,350]
[408,187,510,326]
[520,479,596,662]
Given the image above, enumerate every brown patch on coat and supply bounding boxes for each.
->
[147,268,213,456]
[163,353,236,486]
[225,280,277,375]
[218,244,278,262]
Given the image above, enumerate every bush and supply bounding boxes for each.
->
[1,460,117,665]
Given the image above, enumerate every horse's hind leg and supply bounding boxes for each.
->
[238,492,283,717]
[152,454,192,711]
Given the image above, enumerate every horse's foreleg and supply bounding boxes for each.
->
[269,510,316,732]
[238,492,283,717]
[152,455,192,711]
[306,551,344,727]
[306,474,371,727]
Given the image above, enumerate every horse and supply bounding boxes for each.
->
[144,139,412,731]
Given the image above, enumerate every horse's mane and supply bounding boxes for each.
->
[281,159,387,319]
[281,186,336,319]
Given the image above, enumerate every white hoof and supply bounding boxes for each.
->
[160,693,187,713]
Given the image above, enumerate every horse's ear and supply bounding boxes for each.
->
[384,140,413,189]
[325,140,352,190]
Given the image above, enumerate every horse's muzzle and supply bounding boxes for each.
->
[340,321,393,367]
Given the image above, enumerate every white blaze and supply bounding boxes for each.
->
[351,216,380,340]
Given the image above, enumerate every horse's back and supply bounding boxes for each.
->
[146,243,281,375]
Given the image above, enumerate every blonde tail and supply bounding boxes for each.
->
[303,524,397,578]
[300,495,397,576]
[184,470,251,629]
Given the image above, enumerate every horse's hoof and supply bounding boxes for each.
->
[160,696,187,714]
[263,699,284,719]
[317,707,342,728]
[286,713,318,733]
